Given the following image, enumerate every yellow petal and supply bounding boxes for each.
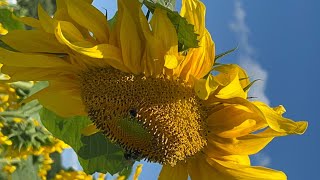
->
[1,66,75,82]
[187,154,223,180]
[215,155,251,166]
[213,65,247,99]
[206,133,273,156]
[273,105,286,115]
[164,55,179,69]
[175,30,215,81]
[254,102,308,135]
[151,8,179,68]
[194,75,218,100]
[83,0,93,3]
[117,0,142,74]
[81,124,99,136]
[28,81,86,117]
[140,11,163,76]
[54,0,92,40]
[237,65,250,89]
[55,21,84,43]
[38,4,56,33]
[0,23,8,35]
[66,0,109,43]
[180,0,205,36]
[175,0,214,80]
[1,30,65,53]
[0,48,71,68]
[206,103,266,138]
[159,163,188,180]
[193,30,215,78]
[12,14,42,29]
[55,22,129,72]
[205,97,263,117]
[208,158,287,180]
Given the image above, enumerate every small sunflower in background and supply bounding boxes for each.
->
[0,0,307,179]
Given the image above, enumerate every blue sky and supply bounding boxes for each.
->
[62,0,319,179]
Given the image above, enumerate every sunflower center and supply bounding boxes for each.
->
[79,68,207,165]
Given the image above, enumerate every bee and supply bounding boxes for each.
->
[129,108,138,118]
[124,150,143,161]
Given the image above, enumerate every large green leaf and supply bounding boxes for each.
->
[143,0,199,52]
[39,108,133,175]
[78,132,133,174]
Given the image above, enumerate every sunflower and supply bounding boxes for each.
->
[0,0,307,179]
[0,23,8,35]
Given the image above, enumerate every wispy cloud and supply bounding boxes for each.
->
[230,0,270,105]
[230,0,271,166]
[252,152,272,167]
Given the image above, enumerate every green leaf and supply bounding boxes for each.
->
[39,108,133,175]
[215,46,238,62]
[78,132,133,174]
[0,9,24,31]
[155,0,177,11]
[143,0,199,52]
[243,79,261,92]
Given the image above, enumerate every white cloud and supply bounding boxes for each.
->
[230,0,271,167]
[252,153,272,167]
[230,0,269,105]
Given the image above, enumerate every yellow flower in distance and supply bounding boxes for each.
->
[54,170,93,180]
[0,0,307,179]
[2,164,17,174]
[0,23,8,35]
[0,131,12,145]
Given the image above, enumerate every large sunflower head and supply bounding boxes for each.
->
[0,0,307,179]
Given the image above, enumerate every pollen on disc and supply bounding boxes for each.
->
[79,68,208,166]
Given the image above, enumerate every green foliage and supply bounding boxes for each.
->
[143,0,199,52]
[0,6,23,50]
[0,9,24,31]
[214,46,238,62]
[16,0,56,18]
[243,79,261,92]
[9,156,41,180]
[39,108,134,175]
[1,117,53,150]
[155,0,176,10]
